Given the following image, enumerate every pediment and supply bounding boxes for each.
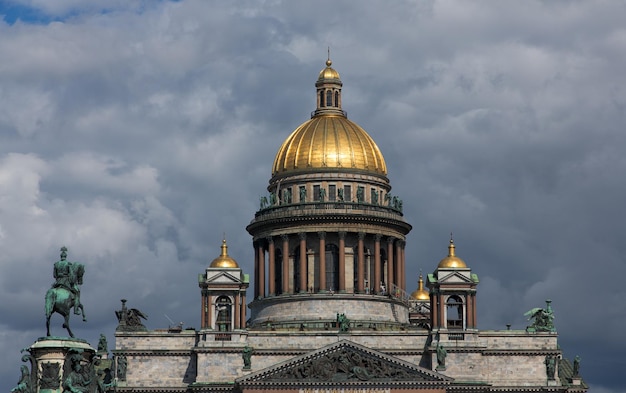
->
[237,340,452,386]
[436,271,474,284]
[206,271,243,284]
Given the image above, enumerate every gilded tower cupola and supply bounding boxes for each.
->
[437,237,467,269]
[209,239,239,268]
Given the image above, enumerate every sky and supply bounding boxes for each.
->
[0,0,624,391]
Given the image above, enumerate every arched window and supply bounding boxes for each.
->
[326,90,333,107]
[334,91,339,107]
[446,295,464,329]
[216,296,232,331]
[319,91,325,107]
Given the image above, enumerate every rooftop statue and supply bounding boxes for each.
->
[525,299,556,332]
[45,246,87,337]
[115,299,148,331]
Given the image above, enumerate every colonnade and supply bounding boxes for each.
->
[253,231,407,299]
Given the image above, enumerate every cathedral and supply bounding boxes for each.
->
[14,59,587,393]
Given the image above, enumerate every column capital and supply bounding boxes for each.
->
[281,234,289,241]
[318,231,326,240]
[266,236,274,244]
[299,232,307,241]
[387,236,395,244]
[358,232,366,240]
[338,231,347,240]
[375,233,383,242]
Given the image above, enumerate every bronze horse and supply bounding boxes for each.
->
[45,263,86,337]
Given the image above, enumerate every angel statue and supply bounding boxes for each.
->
[524,299,555,332]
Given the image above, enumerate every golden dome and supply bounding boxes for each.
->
[437,238,467,268]
[209,239,239,268]
[410,273,430,301]
[318,59,340,80]
[272,115,387,176]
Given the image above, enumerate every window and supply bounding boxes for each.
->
[328,185,336,201]
[313,185,321,201]
[320,91,325,107]
[216,296,232,331]
[344,185,352,202]
[446,295,464,329]
[326,90,333,107]
[334,91,339,107]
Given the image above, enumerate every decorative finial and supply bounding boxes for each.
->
[221,238,229,256]
[326,47,332,67]
[448,233,456,256]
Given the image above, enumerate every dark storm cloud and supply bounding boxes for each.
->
[1,1,624,391]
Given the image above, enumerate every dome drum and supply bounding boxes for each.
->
[248,294,409,328]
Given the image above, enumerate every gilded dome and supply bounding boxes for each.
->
[272,115,387,176]
[272,58,386,178]
[209,239,239,268]
[437,238,467,269]
[410,273,429,301]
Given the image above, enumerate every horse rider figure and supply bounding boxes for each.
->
[53,246,82,315]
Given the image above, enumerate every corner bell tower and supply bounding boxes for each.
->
[427,237,479,339]
[198,239,249,332]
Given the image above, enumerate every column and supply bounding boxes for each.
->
[234,291,240,329]
[267,237,275,296]
[258,242,265,298]
[400,240,406,291]
[318,232,326,292]
[395,241,402,296]
[386,237,394,290]
[201,290,207,328]
[253,242,259,299]
[374,234,381,294]
[338,231,346,292]
[282,234,289,294]
[357,232,365,293]
[430,291,437,329]
[299,233,307,293]
[208,295,213,329]
[240,292,247,328]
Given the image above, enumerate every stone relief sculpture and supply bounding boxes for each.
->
[46,246,87,337]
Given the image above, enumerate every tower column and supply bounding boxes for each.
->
[234,290,240,329]
[357,232,365,293]
[386,237,394,289]
[240,292,246,328]
[282,234,290,294]
[267,237,275,296]
[257,242,265,298]
[299,233,307,293]
[318,232,326,292]
[200,290,207,328]
[338,231,346,292]
[374,234,381,294]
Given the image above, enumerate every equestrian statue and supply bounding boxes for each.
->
[45,246,87,337]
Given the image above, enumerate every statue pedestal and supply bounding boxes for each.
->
[28,337,95,393]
